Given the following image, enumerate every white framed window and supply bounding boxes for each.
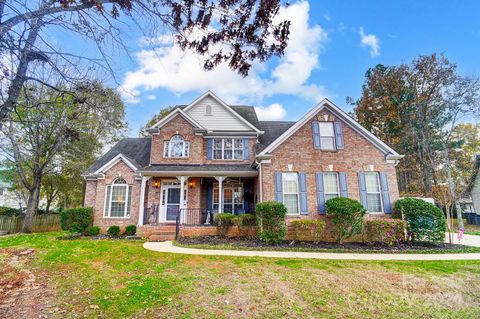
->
[323,173,340,202]
[365,172,383,213]
[213,183,243,214]
[104,178,132,218]
[282,173,299,215]
[212,138,244,160]
[163,135,189,158]
[319,122,335,150]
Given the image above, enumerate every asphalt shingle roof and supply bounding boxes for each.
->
[139,164,256,172]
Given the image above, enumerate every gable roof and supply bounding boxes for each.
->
[85,138,151,175]
[183,91,263,133]
[149,107,204,131]
[257,98,402,158]
[258,121,296,148]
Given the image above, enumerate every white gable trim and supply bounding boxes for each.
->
[149,108,204,130]
[93,154,138,175]
[183,91,262,133]
[258,98,402,157]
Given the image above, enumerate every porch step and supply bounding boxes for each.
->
[148,226,177,241]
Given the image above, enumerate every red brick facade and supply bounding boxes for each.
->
[260,109,399,220]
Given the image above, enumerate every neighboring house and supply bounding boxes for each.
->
[83,91,403,239]
[0,180,26,209]
[464,155,480,224]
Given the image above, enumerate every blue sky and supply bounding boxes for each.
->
[58,1,480,136]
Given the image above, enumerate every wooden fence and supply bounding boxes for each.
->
[0,214,61,234]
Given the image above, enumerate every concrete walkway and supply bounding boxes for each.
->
[450,233,480,247]
[143,240,480,261]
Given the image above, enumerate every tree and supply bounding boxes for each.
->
[353,54,480,200]
[0,81,126,232]
[0,0,290,125]
[138,106,174,137]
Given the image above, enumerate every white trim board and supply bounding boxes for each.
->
[183,91,262,133]
[93,154,139,175]
[257,98,402,158]
[149,108,204,131]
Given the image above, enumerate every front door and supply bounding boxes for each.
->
[160,180,188,222]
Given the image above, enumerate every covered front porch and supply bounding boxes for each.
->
[136,165,258,228]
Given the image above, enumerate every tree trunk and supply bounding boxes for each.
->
[45,198,51,214]
[22,179,41,233]
[445,204,452,244]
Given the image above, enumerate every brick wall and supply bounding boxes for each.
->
[261,108,400,219]
[150,114,257,166]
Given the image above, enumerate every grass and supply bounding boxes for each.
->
[174,240,480,254]
[1,232,480,318]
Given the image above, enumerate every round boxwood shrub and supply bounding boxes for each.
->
[214,213,235,237]
[291,219,326,242]
[255,201,287,244]
[326,197,366,244]
[363,218,406,246]
[86,226,100,236]
[394,198,446,244]
[59,207,93,235]
[232,213,256,227]
[107,225,121,237]
[125,224,137,236]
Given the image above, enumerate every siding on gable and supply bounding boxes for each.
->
[185,96,252,131]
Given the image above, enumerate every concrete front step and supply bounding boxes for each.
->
[149,234,176,241]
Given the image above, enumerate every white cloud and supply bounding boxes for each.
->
[146,94,156,100]
[359,27,380,57]
[255,103,287,121]
[119,1,329,106]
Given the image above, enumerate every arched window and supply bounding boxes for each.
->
[163,134,190,158]
[104,178,132,218]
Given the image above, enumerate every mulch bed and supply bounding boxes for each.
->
[178,236,471,252]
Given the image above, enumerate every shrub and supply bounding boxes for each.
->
[125,224,137,236]
[107,225,121,237]
[256,202,287,244]
[214,213,235,237]
[59,207,93,234]
[394,198,446,244]
[232,214,257,239]
[363,218,406,246]
[0,206,22,216]
[326,197,366,244]
[86,226,100,236]
[291,220,326,242]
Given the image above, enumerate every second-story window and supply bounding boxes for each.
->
[163,135,189,158]
[319,122,336,150]
[213,138,244,160]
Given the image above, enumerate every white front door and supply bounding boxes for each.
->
[160,181,187,222]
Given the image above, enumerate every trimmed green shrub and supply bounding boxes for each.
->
[125,224,137,236]
[107,225,121,237]
[363,218,406,246]
[86,226,100,236]
[59,207,93,234]
[394,198,446,244]
[326,197,366,244]
[291,219,326,242]
[0,206,22,216]
[256,201,287,244]
[232,214,256,227]
[214,213,235,237]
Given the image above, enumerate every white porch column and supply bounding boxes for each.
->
[214,176,226,213]
[176,176,189,224]
[137,176,151,226]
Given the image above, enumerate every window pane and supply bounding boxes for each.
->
[319,122,334,137]
[213,139,222,149]
[224,150,233,159]
[325,193,339,201]
[224,204,233,213]
[104,186,111,216]
[367,193,382,212]
[184,142,189,157]
[323,173,339,193]
[163,141,169,157]
[111,186,126,202]
[284,194,299,214]
[213,188,219,204]
[283,173,298,193]
[110,202,125,217]
[234,150,243,160]
[126,186,132,217]
[224,139,232,150]
[233,187,243,204]
[365,173,380,192]
[234,139,243,149]
[170,141,184,157]
[224,189,233,202]
[320,137,335,150]
[213,150,222,159]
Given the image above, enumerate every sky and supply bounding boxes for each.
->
[56,1,480,136]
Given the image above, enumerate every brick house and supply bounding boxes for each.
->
[83,91,403,239]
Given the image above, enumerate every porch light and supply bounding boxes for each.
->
[153,179,160,189]
[189,180,195,189]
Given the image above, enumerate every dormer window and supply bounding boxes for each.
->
[205,104,212,115]
[163,135,189,158]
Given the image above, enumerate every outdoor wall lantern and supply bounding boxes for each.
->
[189,180,195,189]
[153,179,160,189]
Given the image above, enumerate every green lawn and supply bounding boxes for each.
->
[1,232,480,319]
